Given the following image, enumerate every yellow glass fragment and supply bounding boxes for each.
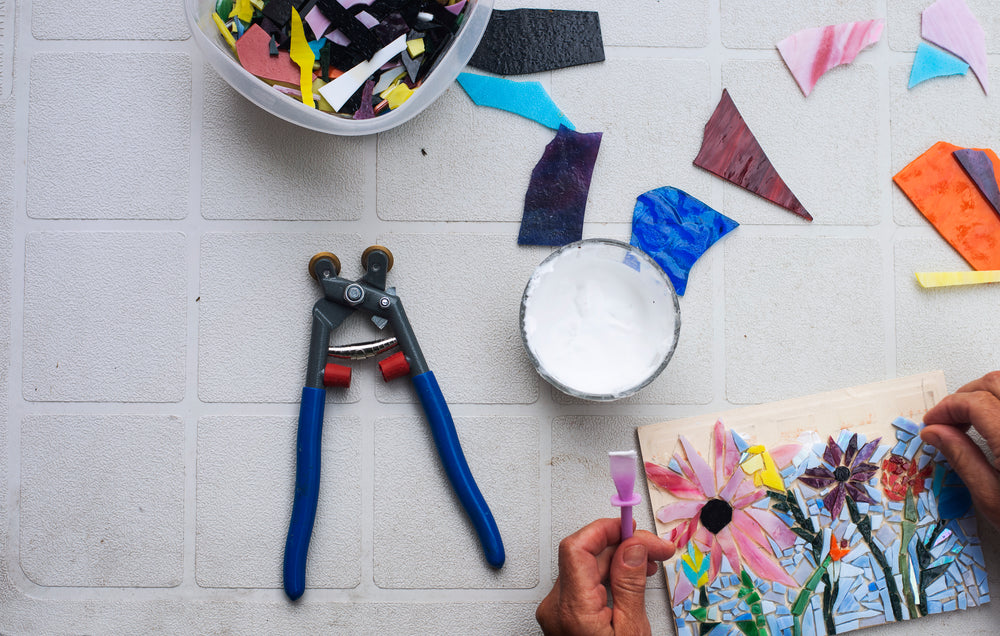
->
[229,0,253,22]
[289,8,316,108]
[915,271,1000,288]
[740,446,785,491]
[212,13,237,55]
[249,0,264,10]
[740,454,764,474]
[407,38,425,58]
[385,83,414,109]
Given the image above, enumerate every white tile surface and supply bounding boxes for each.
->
[374,233,548,405]
[895,239,1000,394]
[200,69,367,221]
[725,235,885,403]
[20,414,184,587]
[721,61,881,225]
[721,0,879,49]
[373,415,539,588]
[6,0,1000,632]
[23,232,187,402]
[27,53,192,219]
[196,415,362,589]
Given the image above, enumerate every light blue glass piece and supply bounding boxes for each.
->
[892,441,907,456]
[918,454,932,470]
[732,431,750,453]
[892,416,921,436]
[776,615,794,631]
[944,599,957,612]
[720,599,738,611]
[456,73,575,131]
[904,435,923,460]
[980,593,991,604]
[888,500,903,511]
[870,443,891,463]
[668,457,683,474]
[909,42,970,89]
[837,430,852,449]
[879,586,893,621]
[958,590,968,610]
[928,599,944,614]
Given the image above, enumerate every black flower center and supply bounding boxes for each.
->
[834,466,851,482]
[700,498,733,535]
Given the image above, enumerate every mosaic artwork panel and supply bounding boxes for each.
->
[638,373,989,636]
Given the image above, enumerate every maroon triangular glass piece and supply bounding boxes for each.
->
[694,89,812,221]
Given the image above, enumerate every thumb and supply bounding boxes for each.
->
[609,542,651,636]
[923,425,1000,529]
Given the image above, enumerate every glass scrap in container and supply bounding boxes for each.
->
[637,372,990,636]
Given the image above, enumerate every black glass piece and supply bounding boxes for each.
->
[469,9,604,75]
[699,498,733,535]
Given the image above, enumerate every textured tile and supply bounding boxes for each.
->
[32,0,188,40]
[725,235,885,403]
[551,0,709,47]
[373,415,539,588]
[20,414,184,587]
[200,69,365,221]
[376,82,552,221]
[890,64,1000,226]
[199,232,378,403]
[196,416,361,589]
[27,53,191,219]
[550,415,665,587]
[722,61,880,225]
[887,0,1000,53]
[23,232,187,402]
[721,0,879,49]
[0,96,11,595]
[374,233,547,405]
[554,245,715,405]
[895,238,1000,393]
[550,59,712,223]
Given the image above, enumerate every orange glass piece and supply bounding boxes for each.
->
[893,141,1000,270]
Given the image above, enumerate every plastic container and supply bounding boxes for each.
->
[185,0,494,135]
[519,239,681,401]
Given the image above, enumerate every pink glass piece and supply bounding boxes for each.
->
[655,500,705,524]
[445,0,467,15]
[745,508,798,547]
[922,0,989,94]
[718,467,744,502]
[723,428,741,478]
[713,421,727,491]
[304,6,331,38]
[680,435,718,497]
[645,462,705,500]
[715,526,741,578]
[732,509,773,553]
[732,487,764,509]
[769,444,800,466]
[673,571,694,603]
[776,19,884,96]
[672,451,697,483]
[731,527,798,586]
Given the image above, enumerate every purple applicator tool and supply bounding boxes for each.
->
[609,450,642,540]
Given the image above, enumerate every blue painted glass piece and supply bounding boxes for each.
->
[837,430,852,448]
[732,430,750,453]
[958,590,968,610]
[888,500,903,511]
[683,600,692,612]
[518,126,602,246]
[869,581,879,592]
[918,454,932,470]
[309,37,327,59]
[892,441,907,456]
[629,186,738,295]
[675,617,685,629]
[775,605,790,616]
[870,443,890,463]
[903,435,923,460]
[892,416,921,436]
[909,42,970,89]
[928,599,944,614]
[668,457,683,474]
[939,483,973,519]
[944,599,957,612]
[457,72,575,131]
[720,599,738,611]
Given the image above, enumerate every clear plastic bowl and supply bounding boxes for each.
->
[519,239,682,402]
[185,0,494,135]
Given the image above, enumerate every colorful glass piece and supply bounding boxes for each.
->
[915,270,1000,288]
[894,141,1000,271]
[456,73,575,131]
[921,0,989,94]
[694,90,812,221]
[517,126,602,246]
[236,23,304,86]
[908,42,969,89]
[628,186,738,296]
[953,148,1000,214]
[776,19,884,97]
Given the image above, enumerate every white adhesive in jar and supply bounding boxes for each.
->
[521,242,679,399]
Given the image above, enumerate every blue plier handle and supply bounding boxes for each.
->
[283,247,505,601]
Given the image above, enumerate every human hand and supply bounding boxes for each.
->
[922,371,1000,529]
[536,518,675,636]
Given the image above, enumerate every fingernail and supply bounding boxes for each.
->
[624,544,647,567]
[921,429,940,447]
